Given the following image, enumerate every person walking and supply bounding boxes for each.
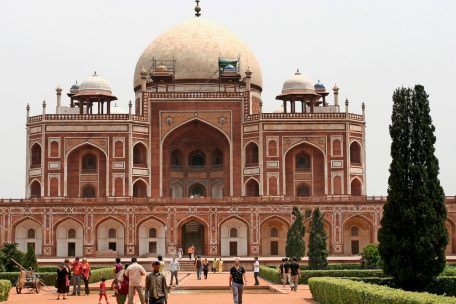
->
[56,263,69,300]
[113,257,123,298]
[202,258,209,279]
[177,247,183,260]
[70,257,82,296]
[190,244,195,260]
[125,257,146,304]
[187,245,193,260]
[145,261,168,304]
[212,258,217,274]
[157,255,166,275]
[81,258,91,295]
[218,258,223,273]
[279,258,285,287]
[289,257,300,292]
[194,256,202,280]
[98,277,109,304]
[253,257,260,285]
[229,258,247,304]
[169,256,180,287]
[63,259,71,297]
[284,258,291,287]
[116,264,130,304]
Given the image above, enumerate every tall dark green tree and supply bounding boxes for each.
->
[23,245,38,271]
[0,243,24,272]
[378,85,448,291]
[308,208,328,269]
[286,207,306,259]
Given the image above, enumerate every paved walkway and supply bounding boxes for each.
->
[6,272,315,304]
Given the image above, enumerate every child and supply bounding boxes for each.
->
[99,278,109,304]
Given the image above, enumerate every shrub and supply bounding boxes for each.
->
[259,266,281,284]
[309,277,456,304]
[301,263,363,270]
[360,244,381,269]
[0,280,11,302]
[299,269,386,284]
[23,246,38,271]
[88,267,115,284]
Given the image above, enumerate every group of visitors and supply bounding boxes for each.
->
[56,257,91,300]
[279,257,301,291]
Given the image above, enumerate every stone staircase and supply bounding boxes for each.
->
[177,259,195,271]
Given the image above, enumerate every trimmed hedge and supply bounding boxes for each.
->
[259,266,281,284]
[299,269,385,284]
[309,277,456,304]
[259,266,385,284]
[301,263,365,270]
[0,280,11,302]
[0,267,114,287]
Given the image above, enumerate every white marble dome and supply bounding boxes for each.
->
[79,72,112,94]
[282,71,315,95]
[134,17,262,89]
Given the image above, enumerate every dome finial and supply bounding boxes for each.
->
[195,0,201,17]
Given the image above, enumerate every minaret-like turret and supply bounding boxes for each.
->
[56,85,62,113]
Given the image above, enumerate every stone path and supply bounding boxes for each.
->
[6,272,315,304]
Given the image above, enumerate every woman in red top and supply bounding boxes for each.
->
[81,258,91,295]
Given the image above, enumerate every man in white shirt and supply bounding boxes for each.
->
[125,257,146,304]
[253,256,260,285]
[169,256,180,287]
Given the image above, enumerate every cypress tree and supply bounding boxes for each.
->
[308,208,328,269]
[286,207,306,259]
[378,86,448,291]
[23,245,38,271]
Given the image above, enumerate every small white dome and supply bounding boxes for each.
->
[79,72,112,94]
[281,70,315,95]
[110,103,127,114]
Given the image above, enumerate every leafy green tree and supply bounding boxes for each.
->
[0,243,24,272]
[378,86,448,291]
[286,207,306,259]
[308,208,328,269]
[360,244,381,269]
[23,245,38,271]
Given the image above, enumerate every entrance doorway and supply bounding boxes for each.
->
[68,242,76,256]
[229,241,237,256]
[182,221,205,256]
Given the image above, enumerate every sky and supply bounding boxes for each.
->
[0,0,455,198]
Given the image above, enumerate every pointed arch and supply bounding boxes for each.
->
[30,143,42,168]
[137,216,166,257]
[133,178,148,198]
[350,140,362,164]
[133,141,148,167]
[260,215,289,256]
[96,217,125,255]
[342,215,373,255]
[282,140,327,196]
[55,217,84,257]
[244,177,260,197]
[350,177,363,196]
[245,141,259,167]
[13,217,43,255]
[219,216,249,256]
[178,216,209,256]
[29,179,41,198]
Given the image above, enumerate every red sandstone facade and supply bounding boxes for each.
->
[1,15,455,258]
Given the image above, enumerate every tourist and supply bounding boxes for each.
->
[56,263,69,300]
[145,261,168,304]
[191,244,195,260]
[194,256,203,280]
[169,256,180,287]
[289,257,300,292]
[81,258,91,295]
[187,245,193,260]
[70,257,82,296]
[229,257,247,304]
[177,247,183,260]
[116,264,130,304]
[98,277,109,304]
[157,255,166,274]
[125,257,146,304]
[279,258,285,287]
[284,258,291,287]
[112,257,123,298]
[202,258,209,279]
[63,259,71,297]
[212,257,217,274]
[218,258,224,272]
[253,257,260,285]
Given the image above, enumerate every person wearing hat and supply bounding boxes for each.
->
[145,260,168,304]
